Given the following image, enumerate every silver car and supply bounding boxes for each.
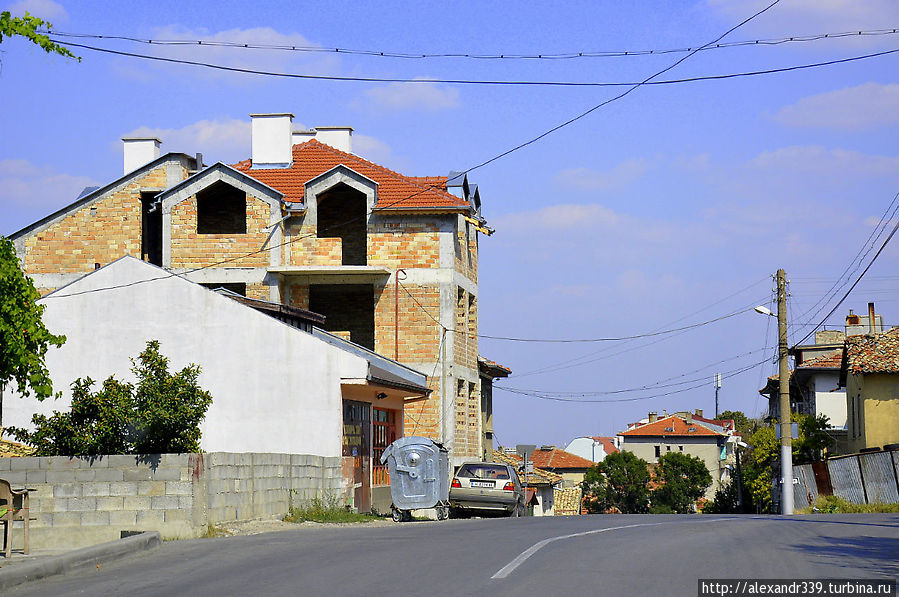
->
[449,462,525,517]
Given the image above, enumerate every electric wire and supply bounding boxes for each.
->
[46,36,899,91]
[45,28,899,60]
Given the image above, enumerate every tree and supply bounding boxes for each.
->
[9,341,213,455]
[0,11,79,60]
[582,451,650,514]
[703,478,742,514]
[0,236,66,431]
[717,409,763,436]
[651,452,712,514]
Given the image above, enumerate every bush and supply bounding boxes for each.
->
[284,495,381,523]
[9,340,212,455]
[704,479,742,514]
[807,495,899,514]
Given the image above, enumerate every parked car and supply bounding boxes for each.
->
[449,461,525,517]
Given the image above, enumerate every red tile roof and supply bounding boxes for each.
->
[618,415,723,437]
[799,351,843,369]
[529,448,594,470]
[845,328,899,374]
[492,451,562,485]
[590,436,619,455]
[233,140,469,211]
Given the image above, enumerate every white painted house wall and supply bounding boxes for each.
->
[5,256,370,456]
[565,437,612,463]
[810,372,847,429]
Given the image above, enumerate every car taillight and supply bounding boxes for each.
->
[503,482,515,491]
[451,478,461,488]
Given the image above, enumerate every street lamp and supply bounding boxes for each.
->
[754,268,794,515]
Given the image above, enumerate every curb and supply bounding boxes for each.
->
[0,531,161,591]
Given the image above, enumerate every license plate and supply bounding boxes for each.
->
[470,480,494,488]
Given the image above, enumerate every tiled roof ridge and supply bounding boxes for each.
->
[798,351,843,369]
[297,140,463,207]
[619,414,722,437]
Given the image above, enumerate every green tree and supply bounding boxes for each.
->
[582,451,650,514]
[743,424,778,512]
[651,452,712,513]
[717,409,763,436]
[703,478,742,514]
[0,11,79,60]
[9,341,212,455]
[0,236,66,431]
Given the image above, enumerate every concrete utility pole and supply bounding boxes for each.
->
[776,268,794,515]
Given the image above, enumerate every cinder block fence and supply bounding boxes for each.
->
[0,452,341,549]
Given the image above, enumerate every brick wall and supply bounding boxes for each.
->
[23,166,171,276]
[170,194,271,268]
[374,283,441,362]
[0,452,340,549]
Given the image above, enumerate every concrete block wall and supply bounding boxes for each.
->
[0,452,341,549]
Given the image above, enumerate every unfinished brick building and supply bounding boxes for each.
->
[10,113,499,470]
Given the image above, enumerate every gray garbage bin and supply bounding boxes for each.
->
[379,436,450,522]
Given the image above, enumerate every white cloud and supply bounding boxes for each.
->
[115,25,339,83]
[773,83,899,130]
[0,159,96,232]
[749,146,899,177]
[363,81,459,111]
[707,0,898,34]
[5,0,67,20]
[121,118,251,164]
[352,134,393,164]
[555,159,649,190]
[496,203,620,231]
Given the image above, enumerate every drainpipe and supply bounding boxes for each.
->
[395,269,406,361]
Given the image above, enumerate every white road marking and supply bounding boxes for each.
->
[491,517,736,579]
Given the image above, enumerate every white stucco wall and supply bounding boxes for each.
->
[565,437,611,463]
[5,256,369,457]
[810,372,847,429]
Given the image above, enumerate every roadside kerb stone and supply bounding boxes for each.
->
[0,531,161,592]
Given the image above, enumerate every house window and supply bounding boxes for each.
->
[140,191,162,266]
[372,407,397,486]
[679,445,683,452]
[309,284,375,350]
[666,445,671,451]
[316,183,367,266]
[197,181,246,234]
[654,445,661,458]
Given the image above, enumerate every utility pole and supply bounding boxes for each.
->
[776,268,794,515]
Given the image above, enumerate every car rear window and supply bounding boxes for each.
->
[457,464,510,480]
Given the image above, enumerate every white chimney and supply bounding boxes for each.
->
[122,137,161,174]
[313,126,353,153]
[251,113,294,168]
[292,129,316,145]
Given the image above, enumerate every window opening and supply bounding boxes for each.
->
[197,181,246,234]
[140,191,162,266]
[309,284,375,349]
[316,183,367,265]
[200,282,246,296]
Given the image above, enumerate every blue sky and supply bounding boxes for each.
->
[2,0,898,447]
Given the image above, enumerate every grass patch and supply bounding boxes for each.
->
[202,524,229,538]
[802,495,899,514]
[284,496,382,524]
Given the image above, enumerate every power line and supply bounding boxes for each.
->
[49,38,899,89]
[44,28,899,60]
[496,359,767,403]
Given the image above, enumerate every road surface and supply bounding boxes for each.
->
[8,514,898,596]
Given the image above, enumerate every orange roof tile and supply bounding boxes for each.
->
[618,415,723,437]
[799,351,843,369]
[530,448,594,470]
[233,140,469,211]
[590,436,619,454]
[491,451,562,485]
[845,328,899,374]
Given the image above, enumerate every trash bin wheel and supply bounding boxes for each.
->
[436,506,449,521]
[392,508,404,523]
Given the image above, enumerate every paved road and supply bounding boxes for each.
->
[8,514,898,596]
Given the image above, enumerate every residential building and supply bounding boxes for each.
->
[493,450,561,516]
[564,436,619,463]
[3,257,430,512]
[528,446,595,488]
[618,410,738,500]
[9,113,501,466]
[760,305,892,453]
[840,327,899,453]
